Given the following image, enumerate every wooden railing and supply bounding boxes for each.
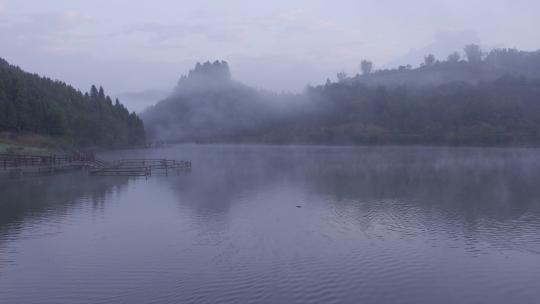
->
[91,158,191,177]
[89,167,151,177]
[1,153,191,178]
[0,153,97,169]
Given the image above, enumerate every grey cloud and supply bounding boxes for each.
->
[0,0,7,15]
[123,22,240,45]
[0,11,93,55]
[1,11,90,33]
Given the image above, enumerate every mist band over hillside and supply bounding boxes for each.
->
[142,46,540,146]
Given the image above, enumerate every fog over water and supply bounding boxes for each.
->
[1,145,540,304]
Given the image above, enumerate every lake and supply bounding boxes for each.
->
[1,144,540,304]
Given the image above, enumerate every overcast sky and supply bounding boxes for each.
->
[1,0,539,111]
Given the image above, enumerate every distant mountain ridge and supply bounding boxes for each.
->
[345,48,540,87]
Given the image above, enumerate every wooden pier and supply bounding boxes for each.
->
[1,153,96,168]
[89,159,191,177]
[0,153,191,178]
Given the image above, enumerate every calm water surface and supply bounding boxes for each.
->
[1,145,540,303]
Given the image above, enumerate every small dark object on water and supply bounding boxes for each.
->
[296,205,302,208]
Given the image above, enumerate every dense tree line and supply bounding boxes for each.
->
[143,46,540,146]
[0,58,145,148]
[268,76,540,145]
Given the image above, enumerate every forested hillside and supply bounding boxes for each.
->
[142,61,287,141]
[143,45,540,146]
[343,45,540,87]
[0,58,145,148]
[271,76,540,145]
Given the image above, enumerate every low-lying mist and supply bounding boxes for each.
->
[141,46,540,146]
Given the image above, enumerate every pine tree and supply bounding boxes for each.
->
[98,86,105,100]
[90,85,99,99]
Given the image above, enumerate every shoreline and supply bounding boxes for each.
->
[155,140,540,150]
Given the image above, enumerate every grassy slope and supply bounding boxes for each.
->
[0,132,63,155]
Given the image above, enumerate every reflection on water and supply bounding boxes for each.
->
[1,145,540,304]
[0,173,131,235]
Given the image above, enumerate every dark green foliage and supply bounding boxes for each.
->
[279,77,540,146]
[0,58,145,148]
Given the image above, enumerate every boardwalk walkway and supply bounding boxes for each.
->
[0,153,191,178]
[89,159,191,177]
